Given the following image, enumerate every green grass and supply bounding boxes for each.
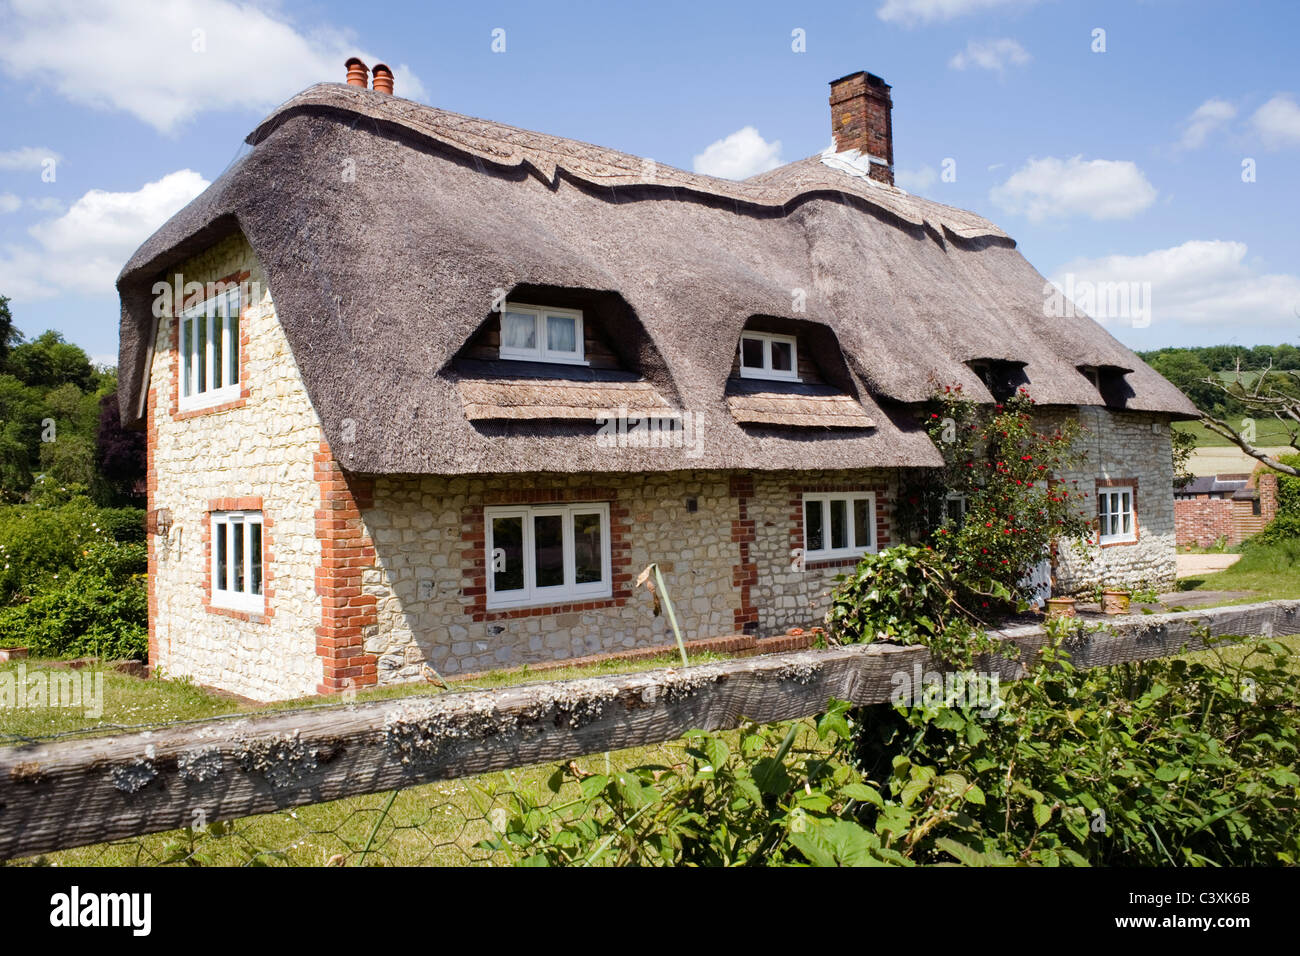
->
[0,651,729,747]
[1176,538,1300,603]
[1173,418,1296,448]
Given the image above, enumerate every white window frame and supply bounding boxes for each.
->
[738,331,800,382]
[802,492,876,561]
[944,493,967,525]
[178,287,242,411]
[485,502,611,609]
[498,303,587,365]
[210,510,265,613]
[1098,484,1137,544]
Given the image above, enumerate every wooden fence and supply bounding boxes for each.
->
[1,599,1297,860]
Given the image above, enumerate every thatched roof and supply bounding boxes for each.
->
[116,83,1196,476]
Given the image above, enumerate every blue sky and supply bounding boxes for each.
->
[1,0,1297,364]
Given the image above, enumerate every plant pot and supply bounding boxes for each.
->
[1101,589,1131,615]
[1045,596,1077,619]
[0,647,28,661]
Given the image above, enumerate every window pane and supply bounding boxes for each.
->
[741,337,764,369]
[573,512,603,585]
[770,340,793,372]
[830,498,848,550]
[232,521,244,593]
[534,514,564,588]
[215,522,227,591]
[181,318,193,397]
[805,499,824,552]
[546,314,577,353]
[491,516,524,593]
[213,308,225,389]
[228,294,240,386]
[197,312,208,392]
[502,312,536,350]
[854,498,872,550]
[250,522,262,596]
[945,496,963,524]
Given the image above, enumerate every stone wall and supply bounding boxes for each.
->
[1052,406,1178,593]
[358,469,891,682]
[148,234,325,701]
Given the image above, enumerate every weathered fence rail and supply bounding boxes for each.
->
[2,600,1297,860]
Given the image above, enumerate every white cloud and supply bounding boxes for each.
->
[693,127,784,180]
[895,166,938,193]
[1178,99,1237,149]
[877,0,1038,26]
[1052,240,1300,329]
[1251,94,1300,149]
[0,169,210,300]
[0,146,62,171]
[948,38,1030,73]
[0,0,427,133]
[0,194,21,215]
[989,156,1157,222]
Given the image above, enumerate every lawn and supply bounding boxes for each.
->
[1176,538,1300,602]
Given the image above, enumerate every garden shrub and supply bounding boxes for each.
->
[480,626,1300,866]
[0,499,148,659]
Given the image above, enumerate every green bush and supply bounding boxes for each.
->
[480,627,1300,866]
[0,498,106,603]
[1253,511,1300,546]
[0,500,148,659]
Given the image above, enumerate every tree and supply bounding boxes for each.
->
[1200,365,1300,477]
[94,392,146,504]
[6,330,97,392]
[1146,351,1220,412]
[0,296,21,367]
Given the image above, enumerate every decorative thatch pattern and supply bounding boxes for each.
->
[116,83,1196,476]
[460,378,672,421]
[727,391,876,429]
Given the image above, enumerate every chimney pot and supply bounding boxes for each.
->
[371,63,394,95]
[828,70,894,185]
[345,57,369,88]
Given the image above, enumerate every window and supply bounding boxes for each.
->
[486,503,610,608]
[211,511,264,612]
[179,288,241,409]
[1098,485,1136,543]
[499,303,585,364]
[944,493,967,525]
[803,492,875,560]
[738,331,800,382]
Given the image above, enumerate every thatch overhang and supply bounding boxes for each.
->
[117,83,1196,477]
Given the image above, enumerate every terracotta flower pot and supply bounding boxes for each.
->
[1101,589,1131,615]
[1046,596,1077,620]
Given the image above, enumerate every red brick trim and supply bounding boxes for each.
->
[146,385,158,667]
[730,475,758,633]
[314,442,378,694]
[788,482,891,570]
[169,269,252,420]
[462,486,633,622]
[1095,477,1140,548]
[201,496,274,622]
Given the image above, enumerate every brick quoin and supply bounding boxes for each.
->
[146,385,159,667]
[314,441,378,694]
[730,475,758,633]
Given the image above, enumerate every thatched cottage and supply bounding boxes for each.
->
[117,64,1196,701]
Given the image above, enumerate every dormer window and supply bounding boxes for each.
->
[739,331,799,382]
[499,303,585,364]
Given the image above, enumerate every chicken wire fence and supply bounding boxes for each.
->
[3,724,831,867]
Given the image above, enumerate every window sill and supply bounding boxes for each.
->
[498,353,591,367]
[739,369,802,383]
[1099,536,1139,548]
[486,589,613,612]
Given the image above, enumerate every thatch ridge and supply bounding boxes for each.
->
[116,83,1195,477]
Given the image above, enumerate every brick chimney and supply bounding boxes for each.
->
[829,71,894,185]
